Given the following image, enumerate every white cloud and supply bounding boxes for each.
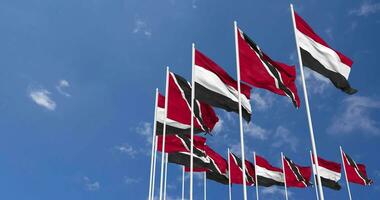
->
[350,1,380,16]
[271,126,298,152]
[302,67,330,94]
[115,143,138,158]
[83,176,100,191]
[244,123,269,140]
[124,177,141,184]
[325,28,333,40]
[133,19,152,37]
[328,96,380,135]
[251,92,275,111]
[212,119,223,134]
[136,122,153,144]
[29,88,56,111]
[261,186,292,197]
[56,79,71,97]
[191,0,197,8]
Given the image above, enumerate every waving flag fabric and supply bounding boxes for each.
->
[255,154,284,187]
[294,11,357,94]
[194,48,252,122]
[312,156,342,190]
[229,152,255,186]
[237,27,301,108]
[156,72,219,135]
[283,156,311,188]
[157,134,206,153]
[342,150,373,186]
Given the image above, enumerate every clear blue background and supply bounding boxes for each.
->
[0,0,379,199]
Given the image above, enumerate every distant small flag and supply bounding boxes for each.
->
[194,48,252,122]
[283,156,311,188]
[255,154,284,187]
[341,150,373,186]
[236,27,301,108]
[156,72,219,135]
[229,152,255,186]
[294,11,357,94]
[312,156,342,190]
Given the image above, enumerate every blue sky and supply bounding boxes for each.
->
[0,0,379,199]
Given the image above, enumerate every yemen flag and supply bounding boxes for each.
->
[237,27,301,108]
[229,152,255,186]
[283,156,311,188]
[157,134,206,153]
[255,154,284,187]
[156,72,219,135]
[342,150,373,186]
[293,11,357,94]
[312,156,342,190]
[194,48,252,122]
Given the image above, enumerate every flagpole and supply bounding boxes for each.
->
[152,135,158,200]
[190,42,196,200]
[290,4,325,200]
[228,148,232,200]
[148,89,159,200]
[234,20,248,200]
[281,152,289,200]
[204,172,207,200]
[182,166,185,200]
[159,67,170,200]
[310,150,320,200]
[164,153,168,200]
[340,146,353,200]
[253,152,259,200]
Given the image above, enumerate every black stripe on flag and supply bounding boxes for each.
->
[300,48,357,95]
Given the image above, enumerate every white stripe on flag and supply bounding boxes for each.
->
[313,164,341,182]
[256,165,284,183]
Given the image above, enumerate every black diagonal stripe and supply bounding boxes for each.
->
[207,171,229,185]
[300,48,357,95]
[168,152,209,169]
[172,73,210,132]
[241,32,298,107]
[230,153,255,184]
[285,157,310,187]
[343,152,372,185]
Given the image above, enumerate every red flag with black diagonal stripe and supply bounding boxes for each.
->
[341,149,373,186]
[283,156,311,188]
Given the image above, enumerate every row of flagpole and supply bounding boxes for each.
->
[146,4,361,200]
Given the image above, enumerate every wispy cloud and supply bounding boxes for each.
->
[350,1,380,16]
[136,122,153,144]
[302,67,330,94]
[325,27,333,40]
[328,96,380,135]
[114,143,138,158]
[124,177,141,184]
[29,88,56,111]
[261,186,292,197]
[56,79,71,97]
[272,126,298,152]
[133,19,152,37]
[251,92,275,111]
[83,176,100,191]
[244,123,269,140]
[212,119,224,134]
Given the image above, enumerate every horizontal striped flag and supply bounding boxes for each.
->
[194,48,252,122]
[255,154,284,187]
[312,155,342,190]
[294,11,357,94]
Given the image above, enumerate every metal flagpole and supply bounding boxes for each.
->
[159,67,170,200]
[204,172,207,200]
[290,4,325,200]
[190,43,196,200]
[152,135,158,200]
[234,20,248,200]
[253,152,259,200]
[164,153,168,200]
[228,148,232,200]
[281,153,289,200]
[182,166,185,200]
[148,89,159,200]
[310,151,320,200]
[340,146,353,200]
